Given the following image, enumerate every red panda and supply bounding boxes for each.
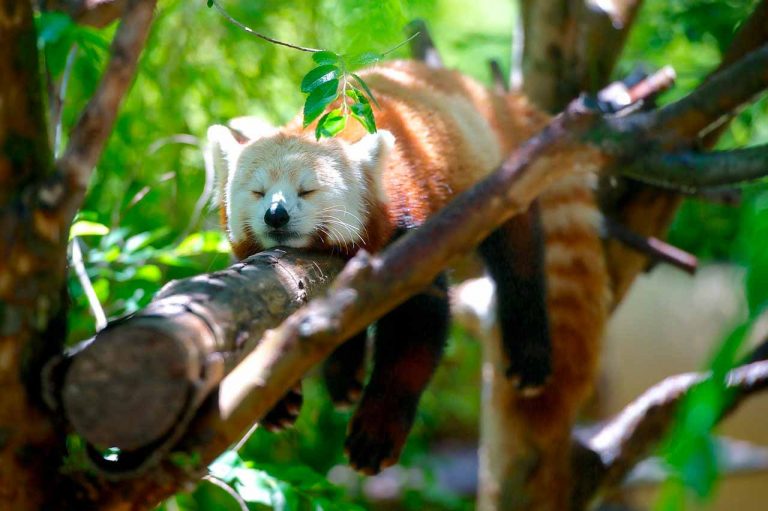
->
[208,60,610,475]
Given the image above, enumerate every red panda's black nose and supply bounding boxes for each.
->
[264,202,290,228]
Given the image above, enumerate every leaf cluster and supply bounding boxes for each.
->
[301,51,380,139]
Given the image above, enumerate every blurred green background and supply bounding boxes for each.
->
[38,0,768,509]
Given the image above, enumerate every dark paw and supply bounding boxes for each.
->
[323,334,367,409]
[506,362,550,397]
[344,396,414,475]
[324,366,364,409]
[261,384,303,432]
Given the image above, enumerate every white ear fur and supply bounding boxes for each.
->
[348,130,395,204]
[207,124,245,206]
[227,116,277,140]
[349,130,395,167]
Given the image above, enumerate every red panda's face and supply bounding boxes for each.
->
[208,124,394,252]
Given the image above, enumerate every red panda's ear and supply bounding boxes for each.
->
[348,130,395,204]
[348,130,395,169]
[227,116,276,141]
[207,124,246,206]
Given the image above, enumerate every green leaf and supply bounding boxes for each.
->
[207,0,214,6]
[173,231,230,257]
[37,12,73,46]
[314,109,346,139]
[303,79,339,127]
[311,51,339,66]
[70,220,110,239]
[348,89,377,133]
[351,73,380,108]
[193,477,248,511]
[349,51,381,68]
[135,264,162,283]
[300,65,340,93]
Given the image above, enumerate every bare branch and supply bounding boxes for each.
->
[619,144,768,191]
[645,44,768,143]
[57,0,156,217]
[583,360,768,500]
[602,217,698,274]
[44,0,128,28]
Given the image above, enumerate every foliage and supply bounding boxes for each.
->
[33,0,768,509]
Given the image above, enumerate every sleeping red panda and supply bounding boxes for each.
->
[208,60,610,475]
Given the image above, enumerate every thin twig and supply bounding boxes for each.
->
[602,217,698,274]
[70,237,107,331]
[210,0,320,53]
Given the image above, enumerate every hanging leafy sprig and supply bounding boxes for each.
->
[207,0,416,139]
[301,51,384,139]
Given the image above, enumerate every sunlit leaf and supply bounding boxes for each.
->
[173,231,230,257]
[134,264,162,282]
[351,73,380,108]
[315,109,346,139]
[70,220,110,239]
[303,79,339,127]
[311,51,339,66]
[300,65,340,93]
[349,51,381,68]
[348,89,376,133]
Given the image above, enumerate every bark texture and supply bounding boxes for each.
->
[0,1,156,509]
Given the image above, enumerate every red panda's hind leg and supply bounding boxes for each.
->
[478,206,551,394]
[345,273,450,474]
[323,331,368,408]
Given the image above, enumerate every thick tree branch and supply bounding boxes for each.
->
[640,44,768,144]
[601,0,768,305]
[520,0,644,112]
[61,250,343,458]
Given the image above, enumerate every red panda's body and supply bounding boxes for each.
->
[209,60,610,476]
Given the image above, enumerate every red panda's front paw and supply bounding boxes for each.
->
[344,394,416,475]
[260,384,303,432]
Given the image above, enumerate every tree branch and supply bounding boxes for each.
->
[601,217,698,274]
[601,0,768,305]
[43,0,128,28]
[55,0,156,233]
[520,0,644,112]
[573,355,768,506]
[642,44,768,144]
[60,250,343,460]
[618,144,768,191]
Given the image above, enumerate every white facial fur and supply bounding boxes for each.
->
[208,121,393,251]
